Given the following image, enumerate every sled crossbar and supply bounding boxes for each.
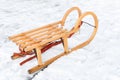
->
[9,7,98,74]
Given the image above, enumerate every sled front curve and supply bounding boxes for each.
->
[71,12,98,52]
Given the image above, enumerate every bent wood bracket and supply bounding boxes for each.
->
[9,7,98,74]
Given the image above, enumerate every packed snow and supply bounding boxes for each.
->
[0,0,120,80]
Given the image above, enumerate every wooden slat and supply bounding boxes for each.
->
[17,27,64,48]
[23,30,67,51]
[11,25,57,42]
[14,26,58,45]
[24,31,67,52]
[29,26,61,39]
[16,28,57,44]
[40,31,67,45]
[34,28,65,42]
[9,21,61,40]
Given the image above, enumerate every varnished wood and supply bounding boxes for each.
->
[9,21,61,40]
[61,7,81,27]
[9,7,98,74]
[35,47,43,65]
[12,25,57,42]
[16,26,63,46]
[24,32,67,52]
[62,36,69,54]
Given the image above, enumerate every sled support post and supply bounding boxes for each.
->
[35,47,43,65]
[63,36,69,54]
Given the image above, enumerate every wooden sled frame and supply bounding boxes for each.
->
[9,7,98,74]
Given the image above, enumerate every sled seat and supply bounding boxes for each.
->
[9,22,68,52]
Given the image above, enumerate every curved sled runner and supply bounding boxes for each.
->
[9,7,98,74]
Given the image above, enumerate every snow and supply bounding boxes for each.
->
[0,0,120,80]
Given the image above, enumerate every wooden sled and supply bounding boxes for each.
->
[9,7,98,74]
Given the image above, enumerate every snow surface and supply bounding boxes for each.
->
[0,0,120,80]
